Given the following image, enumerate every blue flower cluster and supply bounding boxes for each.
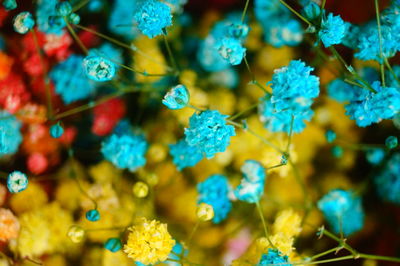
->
[36,0,65,35]
[50,54,96,104]
[0,111,22,156]
[184,110,235,159]
[197,13,248,70]
[169,139,204,170]
[162,85,190,110]
[260,60,319,134]
[101,127,148,172]
[319,13,347,47]
[234,160,266,203]
[197,174,232,224]
[108,0,139,40]
[134,0,172,38]
[3,0,17,10]
[255,0,303,47]
[13,12,35,34]
[374,153,400,204]
[317,189,365,236]
[345,81,400,127]
[83,56,117,82]
[258,249,292,266]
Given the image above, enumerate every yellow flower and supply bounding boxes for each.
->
[10,182,48,214]
[272,209,302,238]
[123,217,175,265]
[89,161,122,184]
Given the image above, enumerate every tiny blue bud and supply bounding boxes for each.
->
[56,2,73,16]
[48,16,65,29]
[104,238,122,252]
[331,146,343,158]
[228,23,250,39]
[325,130,336,143]
[50,123,64,138]
[162,84,190,110]
[3,0,17,10]
[366,148,385,165]
[13,12,35,34]
[86,209,100,222]
[280,155,288,165]
[7,171,28,193]
[83,56,116,82]
[302,2,321,21]
[385,136,398,149]
[68,13,81,25]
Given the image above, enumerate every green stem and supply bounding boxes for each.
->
[321,0,327,9]
[30,29,54,120]
[320,228,359,256]
[243,56,270,94]
[65,19,88,54]
[229,102,259,120]
[241,0,250,22]
[266,163,286,170]
[308,247,339,261]
[286,115,294,153]
[163,32,179,73]
[344,78,364,88]
[187,104,205,112]
[374,0,386,86]
[72,0,90,12]
[255,201,276,249]
[384,58,400,84]
[278,0,313,26]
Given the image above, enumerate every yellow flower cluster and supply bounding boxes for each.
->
[123,217,175,265]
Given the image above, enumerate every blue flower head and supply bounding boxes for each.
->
[89,43,124,66]
[227,22,250,40]
[366,148,385,165]
[50,54,96,104]
[216,37,246,65]
[36,0,65,35]
[50,123,64,138]
[101,130,148,172]
[259,95,314,134]
[162,85,190,110]
[197,174,232,224]
[13,12,35,34]
[0,111,22,156]
[302,1,321,21]
[271,60,320,113]
[319,13,347,47]
[3,0,17,10]
[109,0,139,40]
[55,1,72,16]
[83,56,117,82]
[258,249,291,266]
[345,81,400,127]
[185,110,235,159]
[325,130,337,143]
[385,136,398,149]
[7,171,28,193]
[134,0,172,38]
[86,209,101,222]
[235,160,266,203]
[166,242,188,266]
[318,189,365,236]
[169,139,204,170]
[197,36,231,72]
[263,16,303,48]
[254,0,289,21]
[374,153,400,204]
[104,238,122,252]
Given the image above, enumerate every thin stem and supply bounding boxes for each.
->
[278,0,313,26]
[374,0,386,86]
[359,253,400,263]
[229,102,259,120]
[308,247,339,261]
[64,19,88,54]
[255,201,276,248]
[163,32,179,72]
[243,56,270,94]
[187,104,204,112]
[384,58,400,84]
[266,163,286,170]
[241,0,250,22]
[344,78,364,88]
[319,228,359,256]
[321,0,327,9]
[74,24,173,71]
[72,0,90,12]
[285,115,294,153]
[31,29,54,120]
[187,221,200,248]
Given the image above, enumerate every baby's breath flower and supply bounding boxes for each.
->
[123,217,175,265]
[7,171,28,193]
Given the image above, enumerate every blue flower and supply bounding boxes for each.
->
[302,1,321,21]
[7,171,28,193]
[319,13,347,47]
[263,16,303,48]
[184,110,235,159]
[327,79,355,103]
[271,60,320,113]
[209,68,239,89]
[134,0,172,38]
[345,81,400,127]
[13,12,35,34]
[374,153,400,204]
[3,0,17,10]
[50,123,64,138]
[162,85,190,110]
[366,148,385,165]
[325,130,337,143]
[83,56,117,82]
[227,22,250,40]
[317,189,365,236]
[104,238,122,252]
[0,111,22,156]
[36,0,65,35]
[101,132,148,172]
[234,160,266,203]
[254,0,289,21]
[259,95,314,134]
[55,1,72,16]
[166,242,188,266]
[341,22,361,49]
[50,54,96,104]
[197,174,232,224]
[216,37,246,65]
[108,0,139,40]
[385,136,398,149]
[86,209,101,222]
[197,36,231,72]
[89,43,124,66]
[169,139,204,170]
[258,249,291,266]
